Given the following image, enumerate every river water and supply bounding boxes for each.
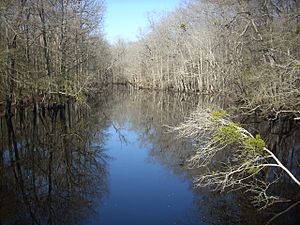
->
[0,89,299,225]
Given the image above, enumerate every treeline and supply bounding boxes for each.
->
[0,0,111,108]
[113,0,300,110]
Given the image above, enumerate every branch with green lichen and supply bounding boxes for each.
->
[172,108,300,208]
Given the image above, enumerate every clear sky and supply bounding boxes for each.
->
[103,0,182,43]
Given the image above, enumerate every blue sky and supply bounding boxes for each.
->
[103,0,182,43]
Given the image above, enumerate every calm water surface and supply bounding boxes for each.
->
[0,89,299,225]
[88,125,197,225]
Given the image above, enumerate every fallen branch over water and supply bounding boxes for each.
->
[171,108,300,208]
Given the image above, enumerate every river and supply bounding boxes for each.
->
[0,89,299,225]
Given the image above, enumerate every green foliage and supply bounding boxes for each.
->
[75,91,87,104]
[244,134,266,155]
[212,112,266,157]
[62,80,76,95]
[247,165,260,174]
[180,23,187,31]
[214,122,243,145]
[211,110,227,121]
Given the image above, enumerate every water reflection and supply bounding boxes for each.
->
[106,91,257,224]
[243,114,300,224]
[0,89,299,225]
[0,102,109,225]
[108,90,299,225]
[110,90,226,169]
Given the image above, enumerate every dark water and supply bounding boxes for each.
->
[0,89,299,225]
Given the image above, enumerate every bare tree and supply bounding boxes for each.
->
[113,0,299,111]
[0,0,111,109]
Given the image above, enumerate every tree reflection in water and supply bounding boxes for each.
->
[0,101,109,225]
[109,90,299,225]
[0,89,299,225]
[243,114,300,224]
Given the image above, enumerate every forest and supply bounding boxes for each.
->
[0,0,111,113]
[113,0,299,113]
[0,0,299,113]
[0,0,299,224]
